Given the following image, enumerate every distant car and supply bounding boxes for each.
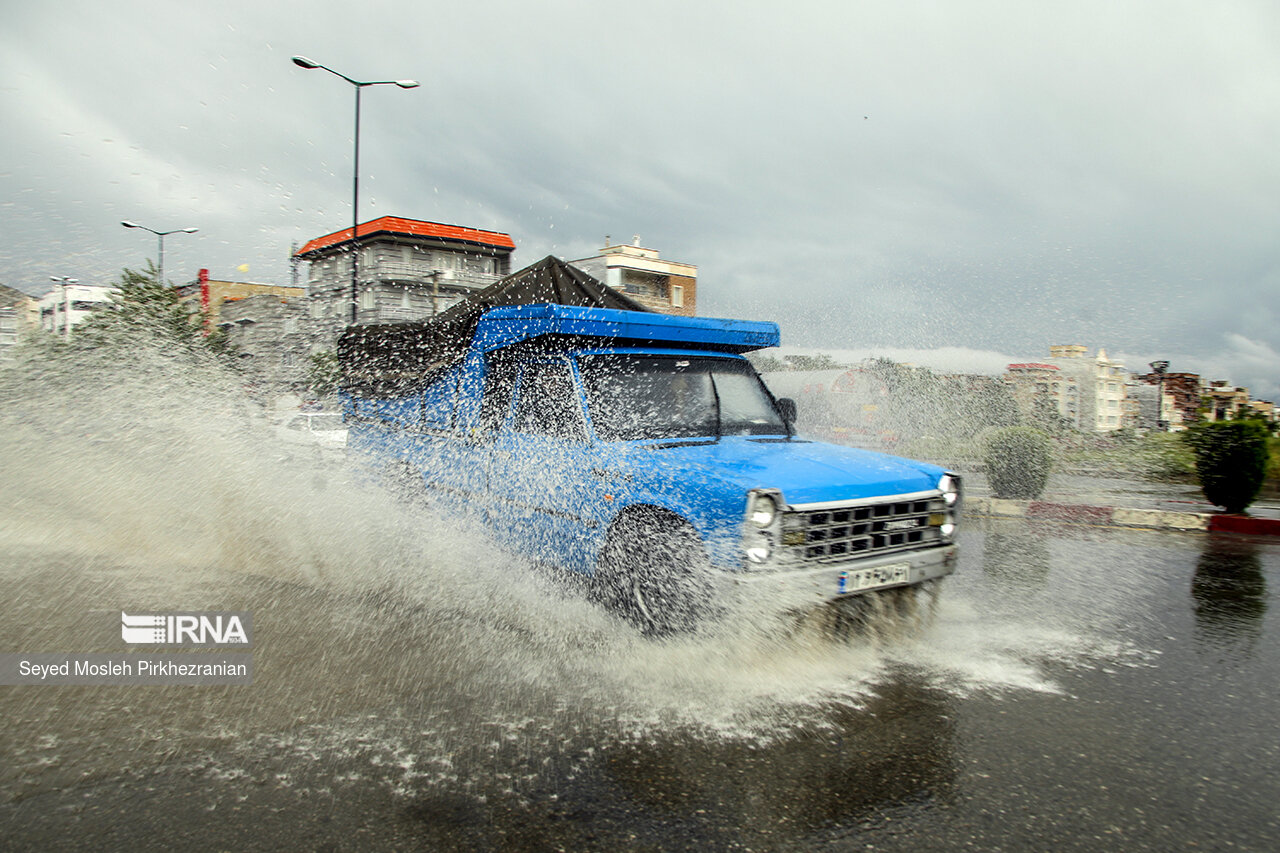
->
[275,412,347,450]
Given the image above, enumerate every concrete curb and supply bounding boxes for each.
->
[966,496,1280,535]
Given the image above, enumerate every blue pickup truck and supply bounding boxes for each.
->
[340,301,960,633]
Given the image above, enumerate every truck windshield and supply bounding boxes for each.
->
[577,355,787,441]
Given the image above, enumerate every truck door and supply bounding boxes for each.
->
[486,358,607,573]
[414,357,514,519]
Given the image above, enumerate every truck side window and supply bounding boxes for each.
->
[513,361,586,442]
[478,361,517,434]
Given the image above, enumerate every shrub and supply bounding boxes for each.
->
[1183,420,1271,513]
[984,426,1053,499]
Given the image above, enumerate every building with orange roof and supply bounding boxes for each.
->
[1003,361,1082,429]
[293,216,516,327]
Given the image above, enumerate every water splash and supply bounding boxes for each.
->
[0,344,1136,809]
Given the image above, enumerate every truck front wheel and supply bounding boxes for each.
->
[598,511,714,636]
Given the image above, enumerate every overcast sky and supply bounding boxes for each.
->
[3,1,1278,396]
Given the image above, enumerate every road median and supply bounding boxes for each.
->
[967,496,1280,535]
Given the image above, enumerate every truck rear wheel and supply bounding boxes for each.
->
[598,511,713,636]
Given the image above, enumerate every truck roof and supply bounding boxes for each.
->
[473,304,781,354]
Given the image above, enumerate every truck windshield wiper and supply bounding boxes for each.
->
[708,372,722,442]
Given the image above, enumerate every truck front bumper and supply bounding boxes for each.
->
[724,544,958,611]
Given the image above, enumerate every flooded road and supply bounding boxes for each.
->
[2,362,1278,850]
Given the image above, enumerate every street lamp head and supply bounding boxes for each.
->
[181,228,199,234]
[395,80,420,89]
[292,55,320,70]
[121,220,141,229]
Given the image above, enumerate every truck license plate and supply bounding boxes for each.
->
[837,563,910,595]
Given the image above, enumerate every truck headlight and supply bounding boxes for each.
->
[747,491,779,528]
[743,489,783,567]
[938,474,960,506]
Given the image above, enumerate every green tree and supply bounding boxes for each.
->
[746,352,787,373]
[74,261,229,358]
[985,426,1053,499]
[307,350,343,397]
[1230,407,1279,436]
[1183,420,1271,513]
[784,353,844,371]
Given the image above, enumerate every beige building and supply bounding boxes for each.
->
[176,270,305,330]
[571,238,697,316]
[1048,345,1129,432]
[1,284,39,356]
[1003,362,1081,428]
[1247,399,1275,421]
[1203,382,1251,422]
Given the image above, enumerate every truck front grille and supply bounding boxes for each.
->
[784,497,947,562]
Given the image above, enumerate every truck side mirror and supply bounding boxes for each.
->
[777,397,797,426]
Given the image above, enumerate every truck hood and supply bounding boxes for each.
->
[634,437,947,506]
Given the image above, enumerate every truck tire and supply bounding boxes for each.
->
[598,511,714,636]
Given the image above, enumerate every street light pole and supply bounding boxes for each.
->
[120,221,198,288]
[292,55,419,325]
[49,276,78,340]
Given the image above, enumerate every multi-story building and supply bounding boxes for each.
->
[1203,381,1251,422]
[294,216,516,330]
[1247,399,1276,423]
[1003,362,1081,428]
[571,238,697,316]
[1,284,39,357]
[216,294,318,393]
[175,269,305,331]
[1125,379,1182,431]
[1134,371,1201,427]
[1047,345,1128,432]
[37,282,117,339]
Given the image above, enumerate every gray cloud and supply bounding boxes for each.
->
[3,0,1278,398]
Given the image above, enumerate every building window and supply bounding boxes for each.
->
[671,285,684,308]
[359,289,375,311]
[283,317,299,334]
[621,270,669,299]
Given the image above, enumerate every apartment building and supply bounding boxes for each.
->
[294,216,516,330]
[1,284,38,357]
[571,238,697,317]
[1203,381,1251,422]
[1047,345,1128,432]
[1003,362,1081,428]
[37,282,117,339]
[217,294,317,392]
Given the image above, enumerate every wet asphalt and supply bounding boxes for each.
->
[2,515,1277,851]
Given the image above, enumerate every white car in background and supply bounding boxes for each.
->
[275,412,347,450]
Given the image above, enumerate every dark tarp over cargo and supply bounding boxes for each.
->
[336,255,650,394]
